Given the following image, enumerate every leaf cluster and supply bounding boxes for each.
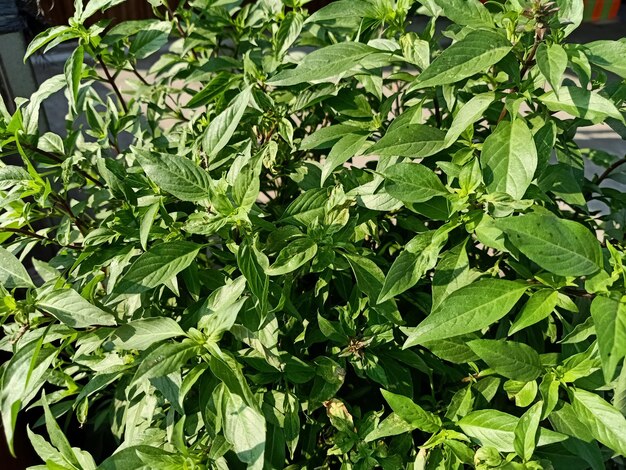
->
[1,0,626,468]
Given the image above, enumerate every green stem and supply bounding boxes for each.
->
[0,227,82,250]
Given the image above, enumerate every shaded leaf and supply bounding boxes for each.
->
[538,87,623,124]
[266,238,317,276]
[497,213,602,277]
[380,389,441,433]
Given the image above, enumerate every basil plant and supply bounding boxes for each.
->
[1,0,626,468]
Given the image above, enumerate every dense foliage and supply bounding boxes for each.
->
[1,0,626,467]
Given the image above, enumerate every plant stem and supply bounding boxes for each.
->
[498,35,542,124]
[433,94,442,128]
[51,194,89,236]
[562,287,594,300]
[519,38,540,79]
[166,4,199,61]
[496,103,508,123]
[0,227,82,250]
[20,143,104,188]
[130,64,151,86]
[97,56,128,114]
[596,156,626,184]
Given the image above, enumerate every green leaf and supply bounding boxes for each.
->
[135,149,212,202]
[378,230,448,304]
[481,119,537,200]
[570,389,626,456]
[113,241,202,295]
[403,279,527,347]
[305,0,380,23]
[201,297,246,341]
[423,335,480,364]
[432,241,479,309]
[445,92,495,147]
[64,45,83,108]
[281,189,327,226]
[80,0,126,21]
[268,42,379,86]
[24,26,72,60]
[0,247,34,288]
[584,40,626,78]
[113,317,185,351]
[514,401,543,461]
[380,389,441,433]
[458,410,566,453]
[320,133,369,185]
[23,75,66,134]
[266,238,317,276]
[0,341,56,456]
[344,254,397,314]
[237,240,269,314]
[549,401,595,443]
[431,0,493,27]
[509,289,558,335]
[139,202,160,251]
[301,124,366,150]
[275,12,304,57]
[132,340,200,384]
[97,446,179,470]
[208,345,258,408]
[366,124,446,158]
[26,427,67,468]
[233,156,262,209]
[202,87,252,157]
[538,87,623,124]
[222,387,266,470]
[284,391,300,458]
[42,394,77,465]
[590,295,626,382]
[129,22,171,59]
[467,339,543,382]
[0,165,32,189]
[533,121,557,175]
[400,32,430,70]
[38,289,116,328]
[536,43,567,93]
[496,212,602,277]
[363,412,414,442]
[554,0,583,37]
[383,162,447,203]
[187,72,240,108]
[413,30,511,89]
